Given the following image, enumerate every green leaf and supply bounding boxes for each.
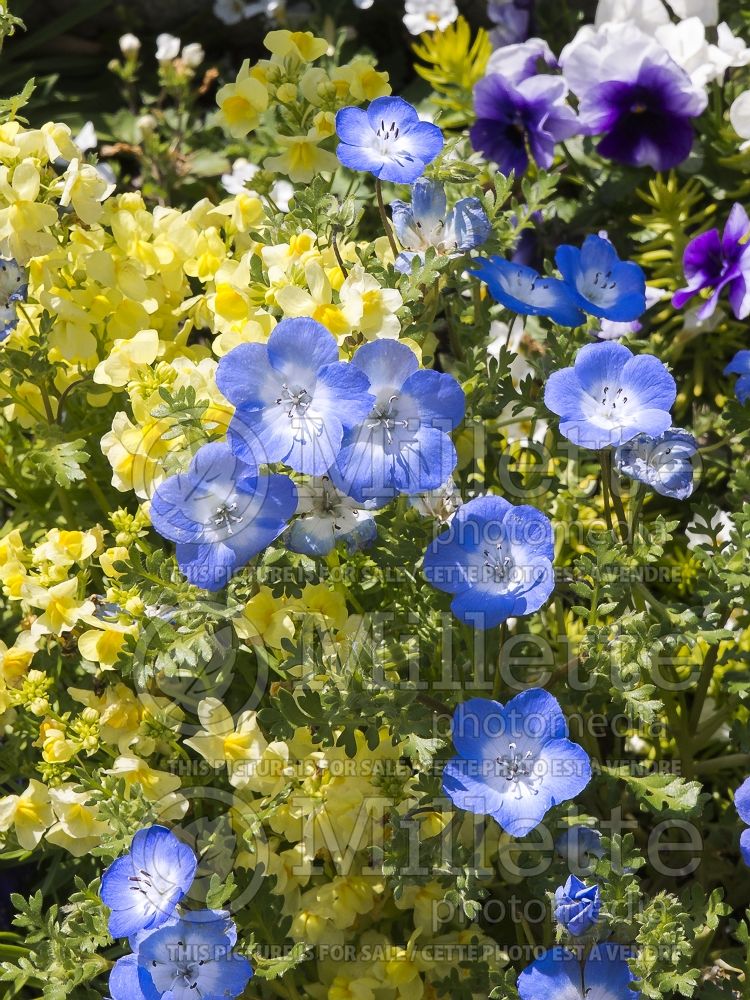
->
[601,765,703,814]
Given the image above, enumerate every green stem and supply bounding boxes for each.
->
[375,178,399,259]
[492,622,507,699]
[627,483,645,553]
[599,450,614,535]
[689,641,722,735]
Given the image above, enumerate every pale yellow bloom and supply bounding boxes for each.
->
[264,29,329,63]
[57,158,115,224]
[93,329,160,388]
[217,60,269,138]
[46,785,109,856]
[0,160,57,262]
[235,585,298,649]
[264,128,339,184]
[0,779,54,849]
[24,578,95,636]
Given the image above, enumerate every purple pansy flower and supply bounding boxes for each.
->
[470,74,578,176]
[484,37,557,86]
[673,204,750,321]
[725,349,750,403]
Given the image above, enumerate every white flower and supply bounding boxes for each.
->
[136,113,158,137]
[74,120,97,153]
[155,32,180,63]
[594,0,670,32]
[220,158,294,211]
[409,478,462,522]
[403,0,458,35]
[213,0,248,23]
[181,42,204,68]
[666,0,718,24]
[118,32,141,57]
[354,0,375,6]
[654,18,717,89]
[710,22,750,79]
[730,91,750,150]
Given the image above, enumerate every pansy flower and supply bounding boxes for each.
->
[472,257,585,327]
[673,204,750,321]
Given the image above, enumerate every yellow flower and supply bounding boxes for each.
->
[0,159,58,263]
[217,60,269,138]
[0,631,38,683]
[235,585,298,649]
[37,719,78,763]
[32,528,102,570]
[264,29,329,63]
[101,410,179,499]
[57,158,115,225]
[300,582,348,630]
[46,785,109,857]
[276,260,351,336]
[69,682,142,749]
[23,578,95,636]
[105,755,187,819]
[339,265,403,341]
[0,779,54,849]
[264,127,339,184]
[78,620,136,669]
[336,59,391,102]
[93,329,160,389]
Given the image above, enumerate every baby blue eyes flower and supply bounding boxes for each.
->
[149,441,297,591]
[423,494,554,629]
[217,318,374,476]
[673,204,750,321]
[335,96,444,184]
[615,428,698,500]
[544,342,677,450]
[333,339,465,507]
[725,349,750,403]
[555,234,647,322]
[100,825,197,939]
[555,826,604,875]
[553,875,602,936]
[735,776,750,866]
[391,177,490,273]
[286,475,377,557]
[0,256,28,341]
[442,689,592,838]
[518,945,640,1000]
[471,257,585,327]
[109,910,253,1000]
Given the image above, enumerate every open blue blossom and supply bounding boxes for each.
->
[216,318,374,476]
[150,442,297,591]
[615,428,698,500]
[335,96,443,183]
[390,178,490,273]
[544,342,676,450]
[735,776,750,866]
[0,257,27,341]
[673,204,750,321]
[555,235,646,322]
[725,350,750,403]
[518,945,639,1000]
[333,339,465,507]
[555,826,604,875]
[470,74,578,177]
[423,495,554,629]
[109,910,253,1000]
[472,257,585,327]
[100,825,197,939]
[554,875,602,936]
[442,689,591,837]
[286,476,377,557]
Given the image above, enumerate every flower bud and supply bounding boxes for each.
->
[553,875,601,936]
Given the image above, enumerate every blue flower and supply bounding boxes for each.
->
[544,342,676,450]
[100,825,197,939]
[216,318,374,476]
[724,349,750,403]
[553,875,602,936]
[0,257,28,341]
[335,96,444,184]
[735,776,750,867]
[423,494,554,629]
[333,339,465,507]
[555,826,604,875]
[149,441,297,591]
[555,235,646,322]
[673,205,750,321]
[442,689,592,837]
[390,178,490,273]
[615,428,697,500]
[518,945,639,1000]
[472,257,585,327]
[109,910,253,1000]
[286,476,377,556]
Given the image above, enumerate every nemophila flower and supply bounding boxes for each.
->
[100,825,197,938]
[403,0,458,35]
[286,476,377,556]
[0,257,27,341]
[333,339,465,507]
[554,875,602,936]
[109,910,253,1000]
[423,495,554,629]
[735,776,750,866]
[390,178,490,273]
[441,689,592,837]
[725,350,750,404]
[217,318,374,476]
[555,826,604,874]
[485,37,558,86]
[518,945,639,1000]
[615,428,698,500]
[409,476,462,523]
[472,257,585,327]
[149,442,297,591]
[555,235,647,322]
[470,74,578,177]
[335,96,444,184]
[673,204,750,321]
[544,342,676,450]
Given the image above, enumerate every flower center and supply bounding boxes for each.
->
[596,384,630,423]
[128,867,156,898]
[368,393,409,444]
[276,383,312,418]
[483,542,513,585]
[211,502,243,534]
[496,741,539,796]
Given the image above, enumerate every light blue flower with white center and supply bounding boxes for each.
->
[216,318,375,476]
[556,234,647,322]
[442,689,592,838]
[615,427,698,500]
[471,256,586,327]
[553,875,602,936]
[100,825,197,939]
[390,178,491,273]
[333,339,465,508]
[335,96,444,184]
[734,775,750,866]
[286,475,377,557]
[422,494,554,629]
[518,945,640,1000]
[725,349,750,403]
[0,257,27,341]
[555,825,604,875]
[109,910,253,1000]
[149,441,297,591]
[544,342,677,450]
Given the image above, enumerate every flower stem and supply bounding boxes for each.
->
[375,178,399,259]
[492,622,507,700]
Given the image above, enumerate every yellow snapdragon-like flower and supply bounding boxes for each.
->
[101,410,181,499]
[0,779,53,849]
[69,681,142,749]
[23,578,96,636]
[235,585,299,649]
[264,126,339,184]
[37,718,78,763]
[57,158,115,225]
[78,619,137,669]
[276,259,352,337]
[32,528,102,573]
[0,630,38,684]
[0,159,58,263]
[217,59,270,138]
[105,754,187,819]
[339,266,403,342]
[264,29,329,63]
[46,784,109,857]
[93,328,161,389]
